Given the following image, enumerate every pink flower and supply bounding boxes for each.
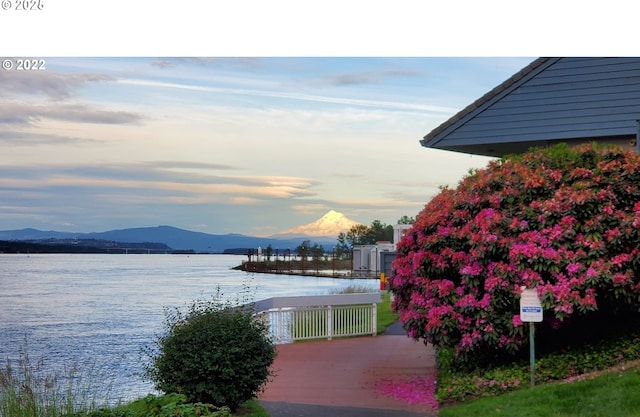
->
[613,272,629,286]
[512,315,523,327]
[460,263,482,276]
[566,263,581,275]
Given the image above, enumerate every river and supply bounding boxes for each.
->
[0,253,375,403]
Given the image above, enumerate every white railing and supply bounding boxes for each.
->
[252,293,381,344]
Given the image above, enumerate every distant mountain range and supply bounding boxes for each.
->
[0,210,360,253]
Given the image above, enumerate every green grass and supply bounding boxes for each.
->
[328,286,398,334]
[236,399,270,417]
[439,366,640,417]
[376,291,398,334]
[291,290,399,342]
[67,395,269,417]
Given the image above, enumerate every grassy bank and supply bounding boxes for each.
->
[376,291,398,334]
[0,348,270,417]
[66,395,269,417]
[439,364,640,417]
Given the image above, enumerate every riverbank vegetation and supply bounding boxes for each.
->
[0,348,115,417]
[66,394,268,417]
[1,291,275,417]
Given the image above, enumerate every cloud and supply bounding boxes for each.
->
[0,130,100,145]
[150,60,175,69]
[0,164,319,207]
[290,204,331,215]
[323,69,424,86]
[146,161,238,171]
[0,103,144,126]
[0,70,115,100]
[230,197,263,204]
[151,57,263,69]
[117,78,458,114]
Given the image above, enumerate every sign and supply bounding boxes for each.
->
[520,288,543,322]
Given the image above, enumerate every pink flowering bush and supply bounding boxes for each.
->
[390,142,640,367]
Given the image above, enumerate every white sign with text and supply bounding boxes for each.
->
[520,287,543,322]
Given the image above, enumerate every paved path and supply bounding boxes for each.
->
[258,329,437,417]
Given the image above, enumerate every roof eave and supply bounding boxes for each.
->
[421,57,557,150]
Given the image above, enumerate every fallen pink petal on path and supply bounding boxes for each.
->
[374,376,439,410]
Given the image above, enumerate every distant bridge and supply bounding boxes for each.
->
[104,247,172,254]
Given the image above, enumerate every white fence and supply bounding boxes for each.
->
[252,293,381,344]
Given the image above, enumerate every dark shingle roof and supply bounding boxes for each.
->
[420,57,551,148]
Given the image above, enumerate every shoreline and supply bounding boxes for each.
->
[234,260,380,280]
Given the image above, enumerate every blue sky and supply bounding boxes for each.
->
[1,1,634,236]
[0,57,535,235]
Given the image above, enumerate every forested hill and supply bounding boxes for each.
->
[0,239,174,254]
[0,226,339,253]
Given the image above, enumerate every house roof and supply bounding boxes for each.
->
[421,57,640,157]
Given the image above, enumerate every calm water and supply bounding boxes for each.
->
[0,253,375,402]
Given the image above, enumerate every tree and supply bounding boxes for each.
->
[368,220,393,242]
[311,243,325,273]
[390,143,640,368]
[295,240,311,259]
[397,215,415,225]
[338,221,394,249]
[264,244,273,261]
[296,240,311,272]
[346,224,371,246]
[336,233,350,259]
[311,243,325,262]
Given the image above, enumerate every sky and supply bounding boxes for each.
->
[0,1,636,237]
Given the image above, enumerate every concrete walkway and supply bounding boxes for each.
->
[258,328,437,417]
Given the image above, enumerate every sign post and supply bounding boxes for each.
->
[520,287,543,386]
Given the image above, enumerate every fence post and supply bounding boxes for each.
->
[276,308,283,343]
[327,305,333,340]
[372,303,377,336]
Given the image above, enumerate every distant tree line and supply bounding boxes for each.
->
[335,215,415,257]
[0,239,172,254]
[232,215,416,263]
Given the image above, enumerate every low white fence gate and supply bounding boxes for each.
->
[252,292,381,344]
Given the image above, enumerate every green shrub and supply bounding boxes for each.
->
[145,297,277,412]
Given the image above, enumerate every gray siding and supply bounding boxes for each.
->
[424,58,640,156]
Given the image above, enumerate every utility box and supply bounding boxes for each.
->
[352,243,394,277]
[352,245,377,277]
[380,251,397,277]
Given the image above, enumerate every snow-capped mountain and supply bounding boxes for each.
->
[277,210,361,237]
